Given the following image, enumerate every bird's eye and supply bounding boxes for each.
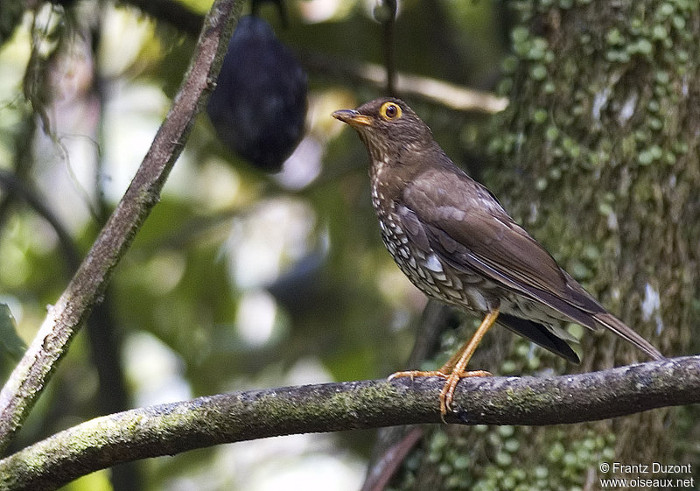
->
[379,102,402,121]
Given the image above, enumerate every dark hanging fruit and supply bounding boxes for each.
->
[207,15,307,173]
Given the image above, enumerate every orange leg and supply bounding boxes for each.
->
[389,308,500,420]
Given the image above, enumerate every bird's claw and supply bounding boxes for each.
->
[388,369,491,422]
[439,370,492,422]
[388,370,449,382]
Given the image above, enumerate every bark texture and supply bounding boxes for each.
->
[390,1,700,489]
[1,357,698,491]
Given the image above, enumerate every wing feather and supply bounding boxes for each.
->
[397,166,663,361]
[401,168,603,329]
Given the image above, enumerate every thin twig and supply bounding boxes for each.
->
[381,0,398,95]
[117,0,508,114]
[362,427,424,491]
[299,51,508,113]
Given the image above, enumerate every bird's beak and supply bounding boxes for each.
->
[332,109,372,128]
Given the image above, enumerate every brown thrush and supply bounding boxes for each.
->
[333,97,664,418]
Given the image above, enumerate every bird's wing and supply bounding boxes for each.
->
[398,168,605,331]
[398,168,664,361]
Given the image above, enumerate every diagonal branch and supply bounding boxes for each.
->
[0,0,244,453]
[298,51,508,113]
[0,356,697,490]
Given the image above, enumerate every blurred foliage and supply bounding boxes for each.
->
[0,1,505,488]
[4,1,695,491]
[0,304,26,378]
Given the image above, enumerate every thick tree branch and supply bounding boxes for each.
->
[0,356,697,490]
[0,0,244,453]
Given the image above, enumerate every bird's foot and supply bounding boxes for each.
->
[388,369,492,422]
[388,370,449,381]
[439,369,491,420]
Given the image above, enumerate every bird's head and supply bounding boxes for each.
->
[332,98,435,163]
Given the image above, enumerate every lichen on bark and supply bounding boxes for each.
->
[390,1,700,489]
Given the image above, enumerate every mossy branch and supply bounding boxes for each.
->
[0,0,244,453]
[0,356,697,490]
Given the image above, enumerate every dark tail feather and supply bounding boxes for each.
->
[498,313,580,364]
[593,312,664,361]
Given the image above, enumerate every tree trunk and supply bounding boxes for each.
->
[387,1,699,488]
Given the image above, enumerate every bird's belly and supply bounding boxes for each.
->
[379,228,493,314]
[373,203,564,323]
[378,221,569,331]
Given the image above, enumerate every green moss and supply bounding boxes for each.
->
[393,1,698,488]
[498,425,515,438]
[530,64,548,80]
[532,108,548,124]
[606,28,625,45]
[504,438,520,453]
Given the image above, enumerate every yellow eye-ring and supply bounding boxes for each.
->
[379,101,402,121]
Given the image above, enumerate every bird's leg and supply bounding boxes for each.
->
[437,308,499,417]
[389,308,499,420]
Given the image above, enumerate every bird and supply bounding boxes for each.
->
[332,97,664,419]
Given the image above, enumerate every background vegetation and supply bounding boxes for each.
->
[0,0,697,490]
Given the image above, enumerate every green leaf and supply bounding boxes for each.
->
[0,304,26,361]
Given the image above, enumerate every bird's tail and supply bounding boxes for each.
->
[593,312,664,361]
